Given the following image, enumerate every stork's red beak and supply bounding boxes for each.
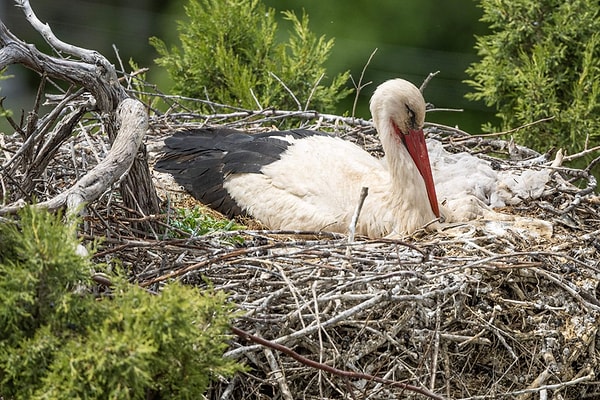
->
[401,127,440,218]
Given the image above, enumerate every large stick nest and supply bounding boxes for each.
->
[2,90,600,399]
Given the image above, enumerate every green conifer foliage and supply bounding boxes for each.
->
[0,207,241,399]
[150,0,351,113]
[465,1,600,155]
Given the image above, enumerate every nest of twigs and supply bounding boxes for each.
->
[3,93,600,400]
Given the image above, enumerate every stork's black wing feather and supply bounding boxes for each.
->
[155,128,326,217]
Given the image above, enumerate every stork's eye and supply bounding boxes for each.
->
[406,105,417,128]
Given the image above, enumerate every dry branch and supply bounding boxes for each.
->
[0,99,147,214]
[0,18,123,112]
[41,99,146,212]
[0,0,159,220]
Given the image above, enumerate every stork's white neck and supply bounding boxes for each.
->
[376,119,438,235]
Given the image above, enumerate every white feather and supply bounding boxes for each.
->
[427,139,550,211]
[225,134,436,237]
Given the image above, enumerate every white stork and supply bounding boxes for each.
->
[155,78,553,238]
[155,79,443,238]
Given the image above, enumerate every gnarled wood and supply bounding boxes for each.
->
[43,99,147,212]
[0,99,148,214]
[0,21,124,113]
[0,1,160,226]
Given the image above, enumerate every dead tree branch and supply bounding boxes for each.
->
[0,0,159,221]
[0,99,147,214]
[0,19,124,112]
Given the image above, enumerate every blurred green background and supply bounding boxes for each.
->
[1,0,496,133]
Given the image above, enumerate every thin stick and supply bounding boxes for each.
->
[231,325,447,400]
[562,144,600,162]
[532,267,600,311]
[420,70,440,92]
[427,107,464,113]
[270,71,302,111]
[112,44,129,89]
[429,308,441,391]
[249,88,262,110]
[263,346,294,400]
[304,72,325,111]
[455,116,556,140]
[17,0,95,60]
[348,186,368,242]
[351,48,378,119]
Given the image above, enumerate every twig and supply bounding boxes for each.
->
[311,274,326,399]
[350,48,377,118]
[430,308,442,391]
[459,116,556,139]
[220,375,240,400]
[263,346,294,400]
[424,121,473,137]
[561,144,600,162]
[276,263,308,330]
[112,44,130,90]
[532,267,600,311]
[249,88,262,110]
[17,0,99,62]
[427,107,464,113]
[420,70,440,92]
[304,72,325,111]
[517,350,556,400]
[225,291,391,358]
[270,71,302,111]
[348,186,368,242]
[231,326,446,400]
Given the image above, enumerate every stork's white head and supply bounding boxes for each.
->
[369,79,426,136]
[369,79,440,218]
